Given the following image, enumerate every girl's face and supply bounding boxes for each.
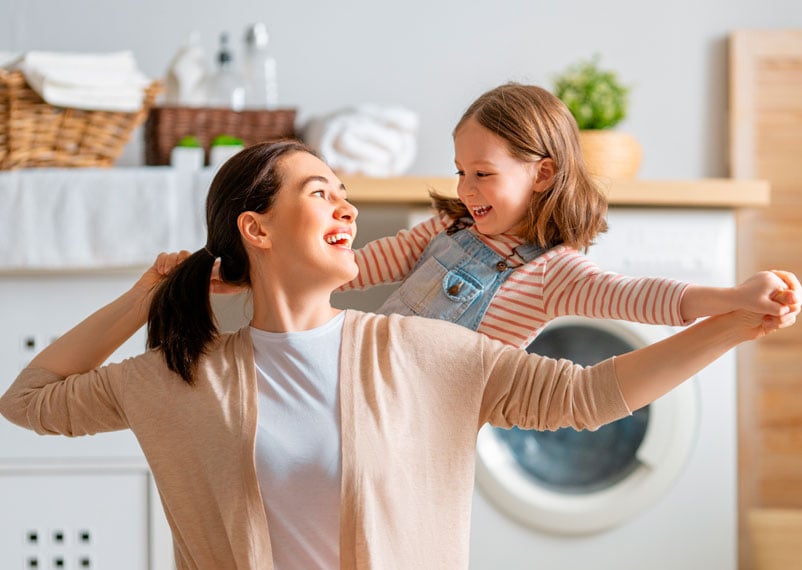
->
[261,152,359,289]
[454,117,541,236]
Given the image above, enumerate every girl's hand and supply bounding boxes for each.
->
[733,277,800,340]
[735,270,801,315]
[210,259,247,295]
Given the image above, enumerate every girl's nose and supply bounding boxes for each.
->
[457,179,475,198]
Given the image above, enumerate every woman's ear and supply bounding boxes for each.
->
[237,211,272,250]
[533,158,556,193]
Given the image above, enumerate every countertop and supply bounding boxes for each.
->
[341,176,771,207]
[0,168,770,271]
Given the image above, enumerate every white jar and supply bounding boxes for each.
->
[241,23,278,109]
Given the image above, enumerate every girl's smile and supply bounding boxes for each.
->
[453,117,541,236]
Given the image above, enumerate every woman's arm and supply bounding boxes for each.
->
[679,270,798,321]
[481,274,799,430]
[618,271,798,410]
[28,251,189,376]
[616,300,797,411]
[0,252,190,434]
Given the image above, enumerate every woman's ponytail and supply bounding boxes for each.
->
[146,139,311,383]
[147,248,218,384]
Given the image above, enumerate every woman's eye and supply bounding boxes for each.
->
[312,190,326,198]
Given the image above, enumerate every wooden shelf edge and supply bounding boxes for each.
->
[341,176,770,208]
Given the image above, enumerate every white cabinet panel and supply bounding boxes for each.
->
[0,470,149,570]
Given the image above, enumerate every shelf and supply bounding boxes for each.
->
[341,176,771,208]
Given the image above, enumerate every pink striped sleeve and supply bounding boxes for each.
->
[338,214,451,291]
[541,248,690,325]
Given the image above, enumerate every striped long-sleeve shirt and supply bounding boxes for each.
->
[341,214,691,348]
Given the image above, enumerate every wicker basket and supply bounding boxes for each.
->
[144,105,298,166]
[0,69,161,170]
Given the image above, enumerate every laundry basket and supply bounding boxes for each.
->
[0,69,161,169]
[143,105,297,166]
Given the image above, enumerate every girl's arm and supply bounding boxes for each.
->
[27,251,189,377]
[680,270,798,321]
[615,301,797,411]
[543,251,798,326]
[338,214,450,291]
[481,275,799,430]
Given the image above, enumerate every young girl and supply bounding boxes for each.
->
[341,83,793,348]
[0,141,797,569]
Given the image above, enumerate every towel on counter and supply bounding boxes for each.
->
[18,51,152,112]
[301,104,419,177]
[0,168,211,270]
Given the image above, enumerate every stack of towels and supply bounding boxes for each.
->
[301,104,419,177]
[13,51,152,112]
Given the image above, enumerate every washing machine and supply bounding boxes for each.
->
[469,207,738,570]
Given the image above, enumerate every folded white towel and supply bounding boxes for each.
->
[302,105,419,177]
[0,168,209,270]
[19,51,152,112]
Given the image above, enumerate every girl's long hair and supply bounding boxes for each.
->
[433,82,608,249]
[147,139,311,383]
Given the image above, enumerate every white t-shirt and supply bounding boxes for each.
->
[250,312,344,569]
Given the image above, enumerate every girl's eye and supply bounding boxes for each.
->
[455,170,464,177]
[476,171,491,178]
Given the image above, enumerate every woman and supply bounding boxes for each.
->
[0,140,798,569]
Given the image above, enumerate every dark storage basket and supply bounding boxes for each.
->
[144,105,298,166]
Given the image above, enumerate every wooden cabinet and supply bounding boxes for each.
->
[730,29,802,569]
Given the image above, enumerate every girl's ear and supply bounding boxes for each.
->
[237,211,272,250]
[533,158,556,193]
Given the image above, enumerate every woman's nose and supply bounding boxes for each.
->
[336,199,358,222]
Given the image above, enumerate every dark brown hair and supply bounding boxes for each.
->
[432,82,608,248]
[147,139,311,383]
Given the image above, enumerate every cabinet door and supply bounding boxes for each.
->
[0,471,150,570]
[729,29,802,570]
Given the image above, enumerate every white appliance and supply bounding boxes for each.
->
[470,208,738,570]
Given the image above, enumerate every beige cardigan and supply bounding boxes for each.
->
[0,310,629,569]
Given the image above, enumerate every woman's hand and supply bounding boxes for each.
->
[135,250,247,297]
[132,250,192,299]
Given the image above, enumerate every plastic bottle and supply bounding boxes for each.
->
[206,32,245,110]
[241,23,278,109]
[164,31,208,106]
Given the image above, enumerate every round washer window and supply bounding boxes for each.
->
[493,325,648,494]
[475,317,701,535]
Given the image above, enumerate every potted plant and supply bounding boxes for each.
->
[552,55,642,180]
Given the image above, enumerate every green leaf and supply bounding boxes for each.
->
[552,54,630,130]
[211,135,245,147]
[176,135,202,148]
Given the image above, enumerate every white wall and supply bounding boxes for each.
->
[2,0,801,178]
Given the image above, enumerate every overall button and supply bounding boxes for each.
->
[496,261,508,272]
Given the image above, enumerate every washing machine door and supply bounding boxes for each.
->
[475,316,700,535]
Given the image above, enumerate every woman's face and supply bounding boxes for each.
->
[454,117,540,236]
[262,152,359,289]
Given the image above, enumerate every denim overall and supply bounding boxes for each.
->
[377,219,548,331]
